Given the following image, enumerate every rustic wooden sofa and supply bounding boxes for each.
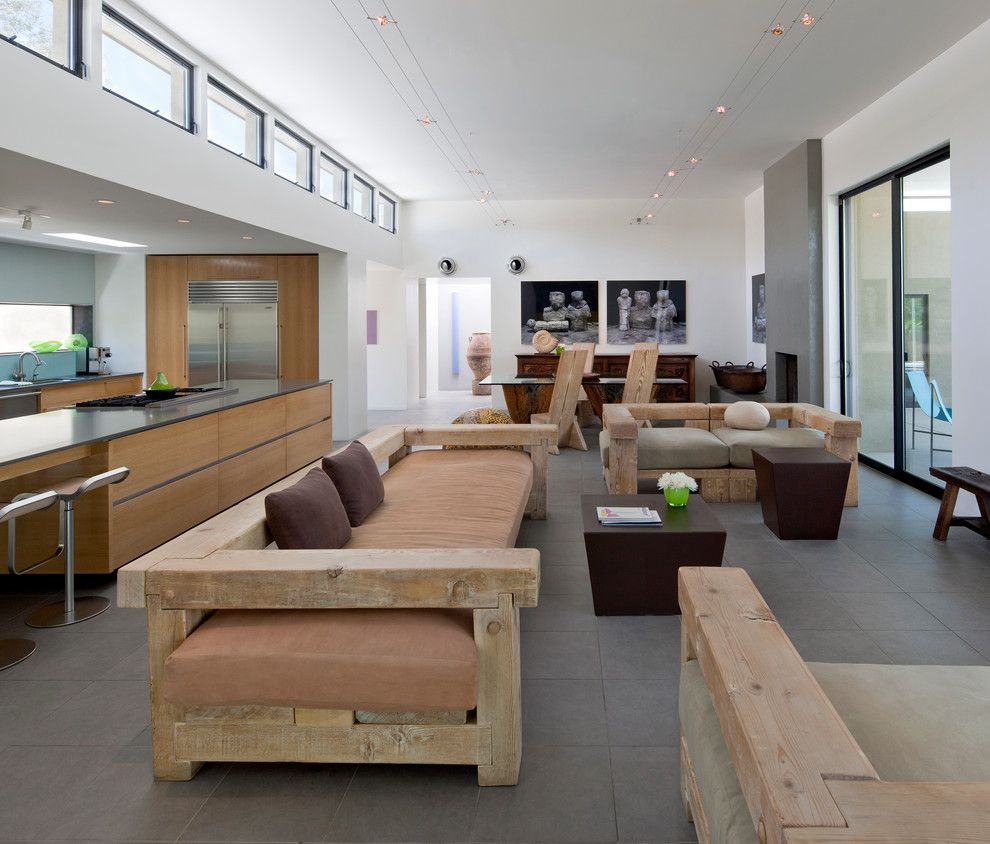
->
[679,566,990,843]
[117,422,554,786]
[601,403,861,505]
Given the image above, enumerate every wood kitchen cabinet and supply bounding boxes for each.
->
[276,255,319,379]
[145,254,318,382]
[146,255,189,387]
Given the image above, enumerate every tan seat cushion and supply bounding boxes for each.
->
[600,428,729,471]
[165,608,478,711]
[679,660,990,843]
[346,449,532,549]
[712,426,825,468]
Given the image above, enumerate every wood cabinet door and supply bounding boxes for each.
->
[146,256,189,387]
[276,255,319,379]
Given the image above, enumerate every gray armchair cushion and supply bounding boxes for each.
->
[600,427,729,471]
[712,426,825,468]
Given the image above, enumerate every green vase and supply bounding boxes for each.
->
[663,487,690,507]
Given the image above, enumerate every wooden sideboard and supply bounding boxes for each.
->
[516,353,697,402]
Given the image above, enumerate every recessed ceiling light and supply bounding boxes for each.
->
[242,235,254,240]
[176,218,191,224]
[666,169,678,178]
[96,199,115,205]
[714,104,729,114]
[770,22,786,36]
[417,115,435,126]
[800,13,815,26]
[46,232,147,248]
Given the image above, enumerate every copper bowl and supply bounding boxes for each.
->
[710,361,767,394]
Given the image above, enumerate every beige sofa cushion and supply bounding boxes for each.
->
[600,428,729,471]
[347,449,533,549]
[679,660,990,842]
[712,426,825,468]
[165,608,478,711]
[723,401,770,430]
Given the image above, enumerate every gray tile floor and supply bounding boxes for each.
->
[1,408,988,843]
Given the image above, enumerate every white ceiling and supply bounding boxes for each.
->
[0,149,320,254]
[133,0,990,203]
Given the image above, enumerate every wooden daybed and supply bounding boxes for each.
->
[602,402,861,505]
[678,566,990,843]
[118,422,554,786]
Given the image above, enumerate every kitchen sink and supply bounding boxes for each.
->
[0,378,76,387]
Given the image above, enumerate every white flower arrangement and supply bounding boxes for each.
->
[657,472,698,492]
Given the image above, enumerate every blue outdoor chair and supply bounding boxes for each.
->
[905,368,952,465]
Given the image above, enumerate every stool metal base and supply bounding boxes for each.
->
[25,596,111,628]
[0,638,36,670]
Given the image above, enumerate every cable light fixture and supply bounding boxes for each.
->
[367,14,396,25]
[632,0,833,224]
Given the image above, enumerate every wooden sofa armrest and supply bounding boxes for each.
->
[145,547,540,610]
[402,423,555,448]
[679,567,878,844]
[793,404,862,438]
[357,425,408,464]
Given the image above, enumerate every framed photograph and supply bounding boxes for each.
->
[520,281,599,345]
[605,280,687,344]
[751,273,766,344]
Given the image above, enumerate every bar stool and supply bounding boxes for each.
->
[0,490,59,670]
[24,467,130,628]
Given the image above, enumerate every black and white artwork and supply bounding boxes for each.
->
[751,273,766,344]
[606,280,687,344]
[520,281,599,345]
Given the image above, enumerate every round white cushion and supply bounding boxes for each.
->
[723,401,770,431]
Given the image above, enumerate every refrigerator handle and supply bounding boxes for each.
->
[218,307,225,383]
[182,323,188,383]
[276,322,281,378]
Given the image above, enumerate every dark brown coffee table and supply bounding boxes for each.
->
[751,447,851,540]
[581,494,726,615]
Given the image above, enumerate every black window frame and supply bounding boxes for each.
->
[838,144,950,497]
[206,75,266,168]
[351,174,375,222]
[0,0,84,76]
[377,192,397,233]
[318,153,349,209]
[272,120,314,192]
[101,5,195,133]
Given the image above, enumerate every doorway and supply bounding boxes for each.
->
[840,149,951,490]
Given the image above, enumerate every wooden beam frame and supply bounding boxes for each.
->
[679,566,990,844]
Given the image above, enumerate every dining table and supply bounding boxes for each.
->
[479,369,688,423]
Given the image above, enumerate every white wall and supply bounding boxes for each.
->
[436,279,491,392]
[403,198,746,401]
[821,19,990,507]
[365,264,406,410]
[744,187,766,366]
[94,253,146,378]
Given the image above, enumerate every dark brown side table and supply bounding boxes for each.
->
[581,494,726,615]
[751,447,851,540]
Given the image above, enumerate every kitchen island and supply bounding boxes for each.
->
[0,379,332,573]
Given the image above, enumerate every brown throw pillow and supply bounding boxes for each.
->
[322,441,384,526]
[265,468,352,549]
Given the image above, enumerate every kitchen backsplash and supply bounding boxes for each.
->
[0,350,79,382]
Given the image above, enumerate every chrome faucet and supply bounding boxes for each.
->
[11,351,43,382]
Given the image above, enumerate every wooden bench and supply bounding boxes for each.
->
[118,422,554,786]
[931,466,990,541]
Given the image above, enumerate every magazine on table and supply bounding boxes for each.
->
[596,506,662,526]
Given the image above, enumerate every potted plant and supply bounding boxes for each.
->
[657,472,697,507]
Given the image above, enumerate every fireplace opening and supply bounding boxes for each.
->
[775,353,798,402]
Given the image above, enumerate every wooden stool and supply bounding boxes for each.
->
[24,467,129,628]
[930,466,990,541]
[0,490,58,670]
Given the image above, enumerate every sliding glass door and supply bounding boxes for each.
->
[841,149,951,489]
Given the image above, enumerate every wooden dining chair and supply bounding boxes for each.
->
[621,342,659,404]
[531,348,589,454]
[572,341,597,426]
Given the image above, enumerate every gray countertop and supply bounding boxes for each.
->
[0,378,331,469]
[0,371,144,393]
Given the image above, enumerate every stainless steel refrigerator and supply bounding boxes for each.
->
[187,281,278,386]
